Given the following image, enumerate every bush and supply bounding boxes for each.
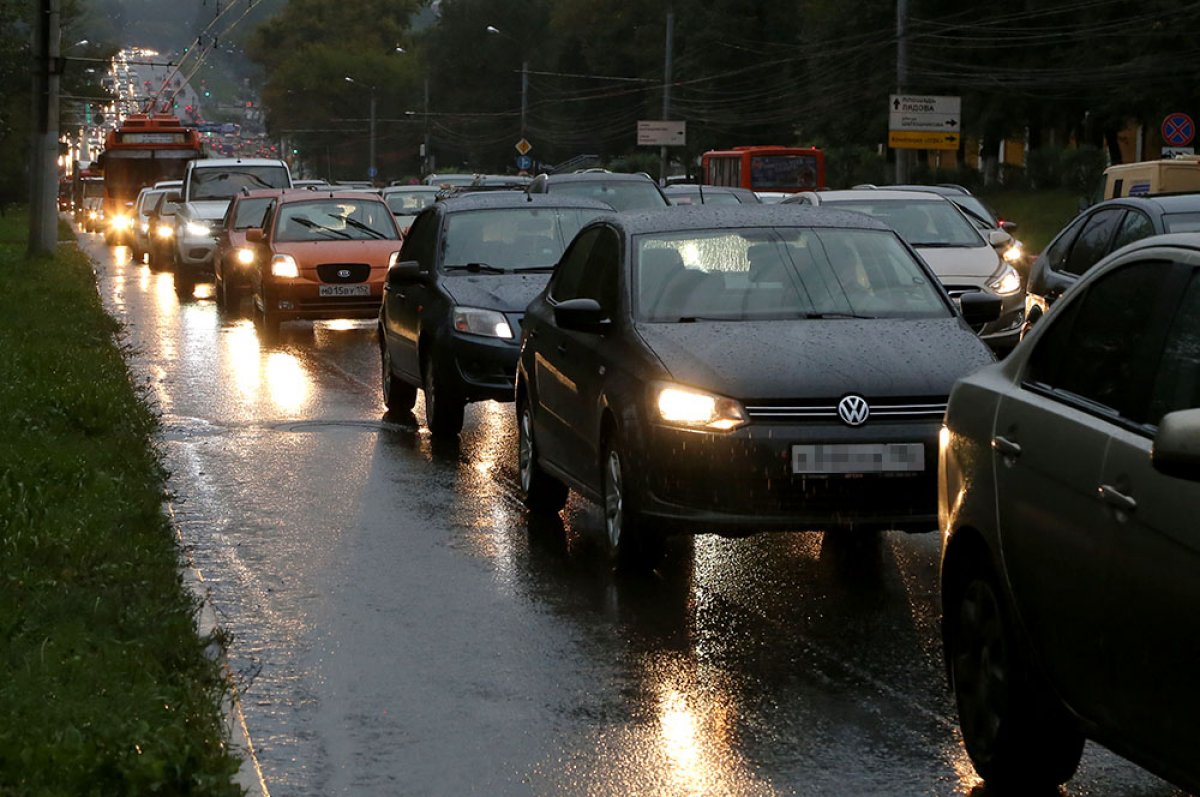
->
[823,145,888,189]
[1024,145,1105,192]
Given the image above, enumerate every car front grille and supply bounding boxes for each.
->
[743,396,948,423]
[317,263,371,283]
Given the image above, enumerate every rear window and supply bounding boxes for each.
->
[825,199,983,248]
[1164,212,1200,233]
[441,207,606,271]
[551,181,668,211]
[385,191,439,215]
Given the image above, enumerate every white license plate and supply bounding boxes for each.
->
[791,443,925,475]
[318,284,371,297]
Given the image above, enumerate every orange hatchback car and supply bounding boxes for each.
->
[246,190,403,335]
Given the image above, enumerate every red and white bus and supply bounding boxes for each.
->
[97,114,204,243]
[701,145,825,195]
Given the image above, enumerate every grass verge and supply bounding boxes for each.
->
[0,208,242,795]
[977,189,1083,254]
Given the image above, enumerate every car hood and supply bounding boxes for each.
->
[442,272,551,313]
[182,200,232,222]
[274,238,402,267]
[635,318,994,399]
[916,245,1001,284]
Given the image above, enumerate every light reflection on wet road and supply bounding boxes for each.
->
[88,237,1185,796]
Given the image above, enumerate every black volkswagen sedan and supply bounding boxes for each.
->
[515,207,999,568]
[379,193,611,436]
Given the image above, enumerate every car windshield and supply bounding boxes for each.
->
[551,181,668,211]
[233,197,275,230]
[634,227,951,323]
[385,191,439,215]
[441,208,607,271]
[826,199,984,247]
[191,166,290,200]
[1165,212,1200,233]
[274,199,399,241]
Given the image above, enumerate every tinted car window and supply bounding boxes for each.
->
[1044,213,1088,271]
[550,181,668,211]
[1110,210,1155,251]
[441,208,603,271]
[577,228,620,313]
[1165,212,1200,233]
[1026,260,1173,421]
[191,166,290,200]
[634,227,950,322]
[550,228,601,301]
[1149,269,1200,424]
[398,210,437,269]
[233,197,275,230]
[1061,208,1122,276]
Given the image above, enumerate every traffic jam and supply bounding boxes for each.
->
[67,45,1200,797]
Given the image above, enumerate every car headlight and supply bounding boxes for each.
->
[655,384,748,432]
[988,264,1022,296]
[1002,241,1024,264]
[87,210,99,219]
[235,247,256,266]
[270,254,299,278]
[155,224,174,239]
[109,214,132,230]
[140,222,150,234]
[184,221,212,238]
[452,306,513,339]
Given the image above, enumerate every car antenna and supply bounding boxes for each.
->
[698,179,705,205]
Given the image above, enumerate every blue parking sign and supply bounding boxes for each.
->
[516,154,532,171]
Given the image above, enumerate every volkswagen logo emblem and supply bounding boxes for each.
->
[337,269,351,279]
[837,394,870,427]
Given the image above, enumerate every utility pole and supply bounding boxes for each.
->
[659,10,674,185]
[422,76,431,176]
[28,0,61,257]
[368,85,377,184]
[520,61,528,140]
[895,0,909,183]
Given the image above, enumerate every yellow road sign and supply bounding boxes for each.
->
[888,130,960,150]
[515,138,532,155]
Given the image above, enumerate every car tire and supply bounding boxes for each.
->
[173,270,195,300]
[219,273,241,314]
[518,397,567,514]
[381,341,417,413]
[948,564,1084,790]
[601,433,664,572]
[423,354,464,437]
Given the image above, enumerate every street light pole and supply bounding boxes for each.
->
[369,84,377,184]
[660,10,674,186]
[423,76,431,176]
[28,0,62,257]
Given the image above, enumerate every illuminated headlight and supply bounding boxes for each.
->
[140,222,150,234]
[87,210,98,220]
[1002,241,1024,264]
[452,306,513,339]
[155,225,174,239]
[988,264,1022,296]
[109,214,133,230]
[235,247,256,266]
[655,384,748,432]
[184,221,212,238]
[270,253,299,278]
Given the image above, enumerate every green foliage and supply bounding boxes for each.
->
[1024,145,1106,193]
[977,190,1084,254]
[0,210,243,795]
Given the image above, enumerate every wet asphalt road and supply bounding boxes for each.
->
[86,234,1185,797]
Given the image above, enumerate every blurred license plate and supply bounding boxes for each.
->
[319,285,370,297]
[791,443,925,474]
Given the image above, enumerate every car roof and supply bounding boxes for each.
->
[536,171,657,184]
[807,189,954,203]
[381,185,442,193]
[190,158,288,168]
[277,189,390,204]
[437,193,614,212]
[599,206,893,235]
[1116,232,1200,253]
[1093,193,1200,212]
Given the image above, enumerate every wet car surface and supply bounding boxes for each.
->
[87,236,1184,796]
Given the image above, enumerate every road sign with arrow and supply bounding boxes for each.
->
[888,94,961,150]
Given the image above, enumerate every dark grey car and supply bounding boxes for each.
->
[940,233,1200,793]
[515,206,999,569]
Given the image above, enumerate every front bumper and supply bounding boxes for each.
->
[261,280,383,322]
[634,419,941,535]
[175,228,218,270]
[446,330,522,403]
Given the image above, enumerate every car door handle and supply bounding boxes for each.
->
[992,436,1022,458]
[1099,484,1137,513]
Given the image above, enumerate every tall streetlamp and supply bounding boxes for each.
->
[344,75,377,183]
[485,25,528,142]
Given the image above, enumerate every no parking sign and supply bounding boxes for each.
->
[1162,112,1196,147]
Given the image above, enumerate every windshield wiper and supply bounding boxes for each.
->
[330,214,387,239]
[292,217,351,239]
[513,265,557,273]
[443,263,509,274]
[800,312,878,320]
[911,241,963,248]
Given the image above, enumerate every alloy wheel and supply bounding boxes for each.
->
[954,578,1009,759]
[604,449,624,551]
[519,406,535,494]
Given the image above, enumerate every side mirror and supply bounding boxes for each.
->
[387,259,426,288]
[958,291,1002,326]
[1152,409,1200,481]
[987,229,1012,247]
[246,228,264,243]
[554,297,610,333]
[1000,220,1018,232]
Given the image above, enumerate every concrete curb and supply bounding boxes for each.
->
[170,504,271,797]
